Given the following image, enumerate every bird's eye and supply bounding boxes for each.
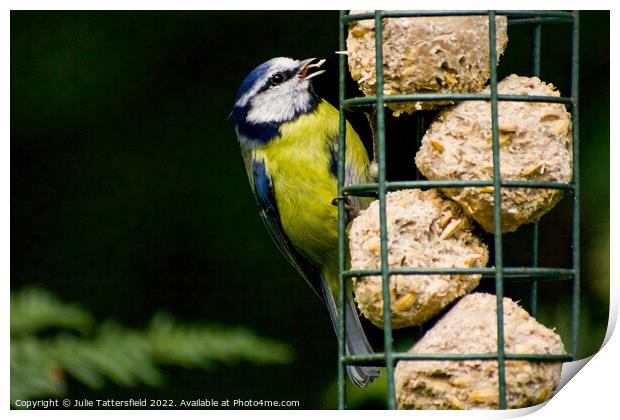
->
[271,72,285,85]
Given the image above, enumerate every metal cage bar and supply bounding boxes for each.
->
[344,180,576,197]
[341,10,574,23]
[337,10,579,410]
[373,10,398,410]
[336,10,348,409]
[343,352,573,365]
[343,267,574,279]
[343,93,573,108]
[488,11,507,408]
[529,21,542,317]
[571,10,581,361]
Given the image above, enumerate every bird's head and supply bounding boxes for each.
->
[230,57,326,143]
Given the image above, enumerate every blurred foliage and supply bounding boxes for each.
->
[10,288,293,403]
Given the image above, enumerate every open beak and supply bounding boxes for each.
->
[298,58,326,81]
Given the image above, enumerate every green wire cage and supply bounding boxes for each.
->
[336,10,580,410]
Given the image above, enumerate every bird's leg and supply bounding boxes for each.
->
[345,201,362,221]
[366,107,379,182]
[331,196,361,222]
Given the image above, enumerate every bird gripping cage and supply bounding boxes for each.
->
[336,10,579,409]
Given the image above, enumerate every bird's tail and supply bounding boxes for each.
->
[320,277,380,388]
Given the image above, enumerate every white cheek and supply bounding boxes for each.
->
[246,80,312,124]
[236,90,253,108]
[292,81,312,112]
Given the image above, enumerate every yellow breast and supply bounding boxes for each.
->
[253,100,369,266]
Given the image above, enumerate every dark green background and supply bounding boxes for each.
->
[11,11,609,409]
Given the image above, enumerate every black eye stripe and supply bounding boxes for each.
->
[286,68,299,79]
[254,68,301,96]
[271,68,299,85]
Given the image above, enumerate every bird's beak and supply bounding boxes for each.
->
[298,58,326,81]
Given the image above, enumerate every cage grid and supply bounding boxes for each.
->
[336,10,579,409]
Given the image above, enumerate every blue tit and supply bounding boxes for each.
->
[230,57,379,387]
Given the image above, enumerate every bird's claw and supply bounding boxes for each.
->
[331,196,351,207]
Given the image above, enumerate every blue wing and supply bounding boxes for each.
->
[251,158,324,301]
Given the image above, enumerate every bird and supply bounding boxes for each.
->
[230,57,380,387]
